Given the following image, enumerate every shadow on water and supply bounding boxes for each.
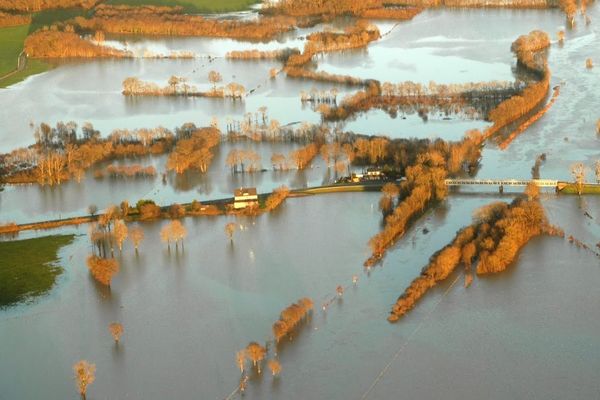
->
[111,342,125,364]
[89,274,121,313]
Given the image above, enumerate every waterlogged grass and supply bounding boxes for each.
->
[105,0,261,13]
[0,234,74,308]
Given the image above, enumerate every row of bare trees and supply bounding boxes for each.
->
[3,122,176,186]
[122,75,246,99]
[226,149,262,173]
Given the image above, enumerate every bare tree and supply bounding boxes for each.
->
[236,350,246,373]
[113,219,128,252]
[225,222,236,242]
[130,225,144,254]
[208,70,222,92]
[570,162,586,195]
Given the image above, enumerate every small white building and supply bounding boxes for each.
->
[234,188,258,209]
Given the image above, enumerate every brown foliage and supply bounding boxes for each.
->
[245,342,267,369]
[289,143,319,170]
[108,322,123,343]
[383,0,553,8]
[72,5,296,40]
[272,0,383,16]
[97,164,156,179]
[268,359,282,376]
[139,203,161,220]
[130,226,144,251]
[113,219,128,251]
[167,128,220,174]
[0,11,31,27]
[359,7,423,19]
[225,222,236,241]
[389,198,556,321]
[0,0,96,12]
[264,186,290,211]
[272,297,313,342]
[86,255,119,286]
[73,360,95,398]
[25,30,130,59]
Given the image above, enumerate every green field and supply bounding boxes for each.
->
[0,8,84,88]
[559,183,600,195]
[0,24,51,88]
[0,25,29,78]
[0,235,74,308]
[105,0,261,13]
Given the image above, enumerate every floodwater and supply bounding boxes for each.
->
[1,6,600,400]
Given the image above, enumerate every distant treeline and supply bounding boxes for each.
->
[0,0,97,12]
[0,11,31,27]
[71,5,297,40]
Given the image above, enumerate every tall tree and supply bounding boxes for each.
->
[73,360,95,400]
[245,342,266,373]
[208,70,222,92]
[108,322,123,343]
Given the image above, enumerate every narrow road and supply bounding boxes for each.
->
[0,51,27,83]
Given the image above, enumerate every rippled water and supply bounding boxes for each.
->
[1,6,600,400]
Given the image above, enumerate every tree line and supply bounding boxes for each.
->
[481,30,552,143]
[388,193,563,321]
[2,122,176,186]
[24,28,131,58]
[0,11,31,27]
[0,0,96,12]
[122,74,246,100]
[166,127,220,174]
[365,130,484,266]
[71,4,297,41]
[381,0,557,9]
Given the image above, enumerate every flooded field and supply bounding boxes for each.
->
[1,5,600,400]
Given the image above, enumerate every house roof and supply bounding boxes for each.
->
[234,187,258,197]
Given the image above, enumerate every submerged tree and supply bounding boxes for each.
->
[208,70,222,92]
[86,255,120,286]
[225,222,236,242]
[73,360,95,399]
[236,350,246,373]
[113,219,128,252]
[108,322,123,343]
[130,226,145,254]
[268,359,282,376]
[570,162,586,195]
[245,342,266,373]
[170,220,187,249]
